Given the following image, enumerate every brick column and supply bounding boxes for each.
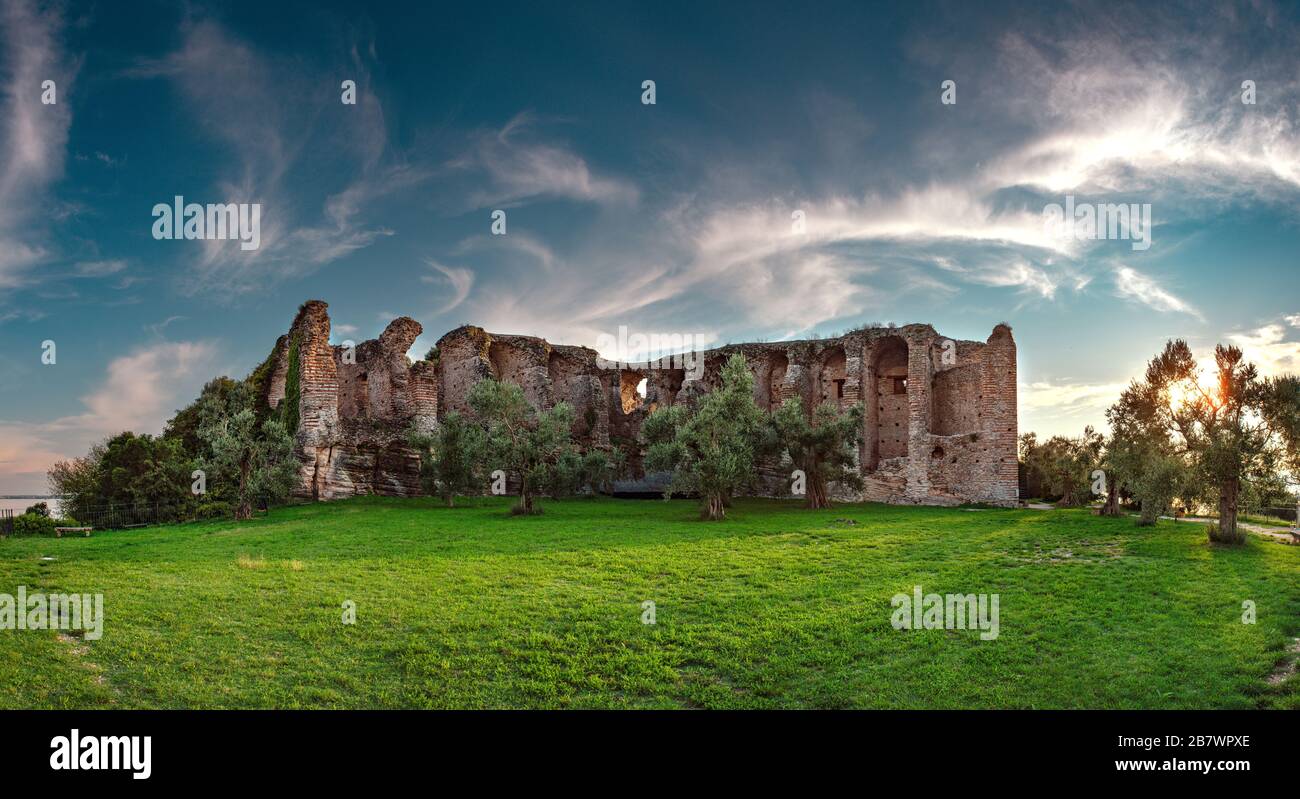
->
[289,301,340,499]
[904,335,932,501]
[294,301,339,443]
[862,343,877,470]
[978,324,1018,505]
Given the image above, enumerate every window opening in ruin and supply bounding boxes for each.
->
[893,377,907,395]
[637,377,647,399]
[619,370,645,414]
[834,378,845,399]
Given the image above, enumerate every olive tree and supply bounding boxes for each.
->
[468,379,576,515]
[642,353,766,520]
[197,381,298,520]
[408,411,485,507]
[769,397,864,509]
[1108,340,1300,543]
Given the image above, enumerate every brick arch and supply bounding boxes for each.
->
[869,335,909,467]
[747,350,790,411]
[818,345,846,409]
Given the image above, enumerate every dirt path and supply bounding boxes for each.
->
[1023,503,1298,543]
[1170,515,1298,544]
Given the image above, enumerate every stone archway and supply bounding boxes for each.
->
[818,345,846,410]
[869,336,909,467]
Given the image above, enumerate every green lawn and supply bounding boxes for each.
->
[1,496,1297,709]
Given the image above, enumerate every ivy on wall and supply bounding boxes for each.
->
[281,332,302,434]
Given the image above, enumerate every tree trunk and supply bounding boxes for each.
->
[806,477,831,510]
[235,459,252,520]
[1100,479,1121,517]
[1056,480,1081,507]
[703,493,726,521]
[514,486,539,515]
[1211,478,1244,544]
[1137,501,1158,526]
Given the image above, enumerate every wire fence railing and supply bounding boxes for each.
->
[2,496,290,536]
[1241,505,1299,525]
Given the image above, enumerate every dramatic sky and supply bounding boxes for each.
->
[2,0,1300,494]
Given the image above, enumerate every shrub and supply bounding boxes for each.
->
[13,513,56,536]
[643,353,767,520]
[769,397,864,509]
[196,501,233,519]
[469,379,576,515]
[24,501,50,517]
[408,412,485,507]
[1206,521,1246,545]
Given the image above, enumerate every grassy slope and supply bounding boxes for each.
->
[0,496,1296,709]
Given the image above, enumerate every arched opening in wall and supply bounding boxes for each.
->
[547,352,566,405]
[931,363,979,435]
[872,336,909,463]
[620,370,645,414]
[354,372,370,419]
[819,346,846,408]
[768,352,788,410]
[488,341,511,384]
[654,368,685,408]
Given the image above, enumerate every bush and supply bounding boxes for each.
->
[24,501,50,517]
[1206,521,1246,545]
[13,513,56,536]
[196,501,233,519]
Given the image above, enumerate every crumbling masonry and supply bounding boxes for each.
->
[262,300,1018,506]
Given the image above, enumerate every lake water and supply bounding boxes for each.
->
[0,498,62,515]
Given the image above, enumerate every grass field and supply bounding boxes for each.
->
[1,496,1297,709]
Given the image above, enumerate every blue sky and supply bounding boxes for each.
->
[2,0,1300,494]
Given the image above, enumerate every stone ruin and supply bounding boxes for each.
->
[262,300,1018,506]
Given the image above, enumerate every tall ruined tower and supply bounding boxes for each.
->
[263,301,437,499]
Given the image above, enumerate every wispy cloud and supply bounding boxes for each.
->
[1112,265,1202,320]
[448,112,639,209]
[0,0,74,290]
[45,340,218,437]
[1224,319,1300,378]
[131,17,424,295]
[73,259,127,277]
[1021,379,1128,416]
[422,259,474,314]
[0,339,218,492]
[985,25,1300,200]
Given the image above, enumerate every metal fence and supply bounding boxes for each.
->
[1244,505,1299,524]
[3,496,287,535]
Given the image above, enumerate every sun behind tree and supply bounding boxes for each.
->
[1108,339,1300,544]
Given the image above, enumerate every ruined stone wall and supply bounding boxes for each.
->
[270,300,1018,507]
[975,324,1018,505]
[279,301,430,500]
[931,363,981,435]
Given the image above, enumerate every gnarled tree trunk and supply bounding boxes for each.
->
[806,476,831,510]
[703,493,726,521]
[1099,478,1121,517]
[514,487,539,515]
[1137,500,1159,526]
[234,458,253,520]
[1211,478,1244,544]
